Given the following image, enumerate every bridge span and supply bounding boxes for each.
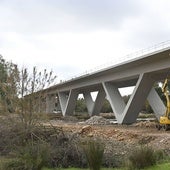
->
[43,43,170,124]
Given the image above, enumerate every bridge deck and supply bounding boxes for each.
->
[47,46,170,93]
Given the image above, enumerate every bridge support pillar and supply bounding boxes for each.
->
[122,73,155,124]
[83,88,106,116]
[55,95,61,112]
[58,89,79,116]
[46,94,56,113]
[103,73,155,124]
[102,82,126,123]
[83,91,94,116]
[147,87,166,119]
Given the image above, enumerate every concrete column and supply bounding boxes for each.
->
[55,95,61,112]
[65,89,79,116]
[147,87,166,119]
[38,96,46,113]
[58,91,68,115]
[122,73,155,124]
[93,88,106,115]
[102,82,126,123]
[83,91,94,116]
[103,73,155,124]
[58,89,79,116]
[83,88,106,116]
[46,95,50,113]
[46,94,56,113]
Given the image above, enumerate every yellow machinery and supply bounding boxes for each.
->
[157,77,170,130]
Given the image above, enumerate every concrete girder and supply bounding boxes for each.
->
[58,89,79,116]
[147,87,166,119]
[83,88,106,116]
[47,49,170,93]
[103,73,155,124]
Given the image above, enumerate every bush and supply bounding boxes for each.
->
[126,145,156,169]
[82,139,104,170]
[154,149,166,163]
[49,135,86,168]
[0,117,87,169]
[3,141,50,170]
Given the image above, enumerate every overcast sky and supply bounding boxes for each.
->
[0,0,170,82]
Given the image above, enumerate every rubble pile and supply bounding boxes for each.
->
[84,116,112,125]
[133,121,157,128]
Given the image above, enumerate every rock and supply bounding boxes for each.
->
[79,125,92,135]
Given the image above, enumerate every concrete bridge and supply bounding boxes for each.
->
[43,42,170,124]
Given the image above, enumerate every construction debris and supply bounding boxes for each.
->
[83,116,114,125]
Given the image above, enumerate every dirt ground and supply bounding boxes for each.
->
[1,114,170,167]
[45,117,170,157]
[1,114,170,168]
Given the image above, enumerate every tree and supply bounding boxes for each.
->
[0,55,19,113]
[0,55,7,83]
[16,66,57,128]
[75,98,87,113]
[101,99,112,113]
[0,54,57,127]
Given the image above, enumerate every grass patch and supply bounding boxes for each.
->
[143,162,170,170]
[1,162,170,170]
[82,139,104,170]
[126,145,156,169]
[42,163,170,170]
[42,168,119,170]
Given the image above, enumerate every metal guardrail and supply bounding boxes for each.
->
[62,40,170,83]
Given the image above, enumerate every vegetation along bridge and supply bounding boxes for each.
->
[42,42,170,124]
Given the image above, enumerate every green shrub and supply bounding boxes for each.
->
[2,158,25,170]
[0,117,86,169]
[82,139,104,170]
[3,141,50,170]
[154,149,166,163]
[127,145,156,169]
[49,137,86,168]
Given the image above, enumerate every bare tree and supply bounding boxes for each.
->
[16,66,57,128]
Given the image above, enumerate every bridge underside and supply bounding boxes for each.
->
[43,48,170,124]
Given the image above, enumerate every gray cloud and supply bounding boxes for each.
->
[0,0,144,34]
[121,0,170,49]
[57,0,142,31]
[0,0,170,80]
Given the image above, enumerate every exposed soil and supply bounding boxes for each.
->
[45,116,170,157]
[1,114,170,167]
